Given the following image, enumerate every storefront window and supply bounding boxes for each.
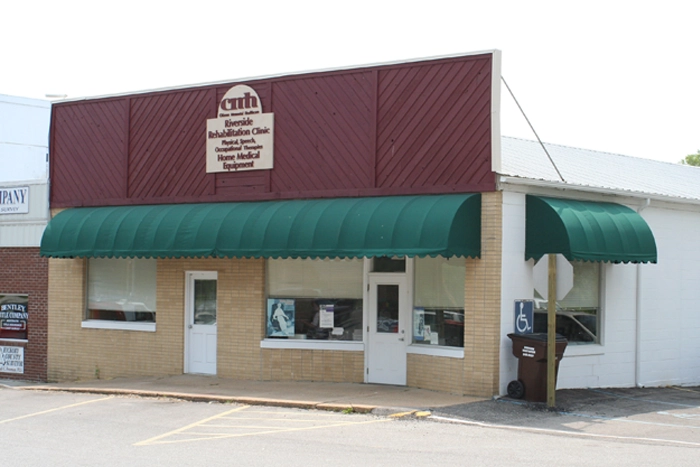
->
[0,294,29,339]
[86,258,156,323]
[267,258,363,341]
[413,256,465,347]
[533,261,600,344]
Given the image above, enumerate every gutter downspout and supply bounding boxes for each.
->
[635,198,651,387]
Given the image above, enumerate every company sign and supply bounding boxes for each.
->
[0,186,29,214]
[0,294,29,340]
[206,85,274,173]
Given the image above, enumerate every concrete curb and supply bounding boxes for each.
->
[18,385,380,414]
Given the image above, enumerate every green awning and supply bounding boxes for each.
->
[526,195,657,263]
[41,194,481,259]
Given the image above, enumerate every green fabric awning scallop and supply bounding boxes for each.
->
[526,195,657,263]
[41,194,481,259]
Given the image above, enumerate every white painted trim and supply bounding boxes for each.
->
[260,340,363,351]
[81,320,156,332]
[59,50,501,103]
[562,344,605,357]
[407,345,464,359]
[498,175,700,207]
[184,271,218,375]
[366,270,411,385]
[362,258,371,381]
[491,49,502,174]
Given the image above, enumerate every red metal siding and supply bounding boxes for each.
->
[49,53,496,207]
[51,100,128,204]
[270,71,375,194]
[376,57,493,190]
[0,248,48,382]
[128,89,215,200]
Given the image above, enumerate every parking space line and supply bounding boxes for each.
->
[0,396,113,425]
[218,416,343,422]
[135,406,391,446]
[560,411,700,430]
[134,405,250,446]
[671,386,700,395]
[430,415,700,448]
[141,419,392,446]
[591,389,700,409]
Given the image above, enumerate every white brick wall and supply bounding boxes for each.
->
[500,193,700,391]
[638,205,700,386]
[499,192,532,394]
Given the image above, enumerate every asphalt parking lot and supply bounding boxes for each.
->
[2,387,698,466]
[3,376,700,448]
[431,386,700,447]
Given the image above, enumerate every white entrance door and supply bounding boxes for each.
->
[185,271,217,375]
[367,275,408,385]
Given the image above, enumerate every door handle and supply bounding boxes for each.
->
[188,324,193,329]
[398,337,404,341]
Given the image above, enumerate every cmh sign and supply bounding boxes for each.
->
[206,85,274,173]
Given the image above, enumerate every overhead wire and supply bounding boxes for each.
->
[501,76,566,183]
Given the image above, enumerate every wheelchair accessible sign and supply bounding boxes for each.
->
[514,300,534,334]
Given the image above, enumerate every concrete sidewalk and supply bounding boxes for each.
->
[1,375,485,415]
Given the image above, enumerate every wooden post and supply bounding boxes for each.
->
[547,254,557,408]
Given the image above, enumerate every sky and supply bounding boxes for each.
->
[2,0,698,164]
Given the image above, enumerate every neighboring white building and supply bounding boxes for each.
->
[0,94,51,381]
[0,94,51,246]
[497,136,700,391]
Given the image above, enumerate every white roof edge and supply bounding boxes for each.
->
[0,94,51,107]
[56,50,501,103]
[0,179,49,187]
[502,135,686,169]
[490,50,502,174]
[498,175,700,206]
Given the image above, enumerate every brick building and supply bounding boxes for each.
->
[0,94,51,381]
[41,51,697,396]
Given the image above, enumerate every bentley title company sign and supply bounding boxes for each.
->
[206,85,274,173]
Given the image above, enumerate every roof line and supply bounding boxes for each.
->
[498,175,700,206]
[55,49,499,103]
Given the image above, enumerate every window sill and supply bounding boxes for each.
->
[260,339,363,351]
[0,339,28,344]
[81,320,156,332]
[407,344,464,359]
[563,343,604,356]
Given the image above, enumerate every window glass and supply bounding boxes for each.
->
[413,256,465,347]
[0,294,29,339]
[534,261,599,344]
[86,258,156,323]
[267,258,363,341]
[194,279,216,325]
[376,284,399,333]
[372,256,406,273]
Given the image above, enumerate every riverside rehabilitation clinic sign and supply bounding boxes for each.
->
[206,85,274,173]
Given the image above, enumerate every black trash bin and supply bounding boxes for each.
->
[507,333,567,402]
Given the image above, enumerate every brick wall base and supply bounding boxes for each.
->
[0,247,48,382]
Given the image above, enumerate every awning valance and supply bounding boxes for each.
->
[41,194,481,259]
[526,195,657,263]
